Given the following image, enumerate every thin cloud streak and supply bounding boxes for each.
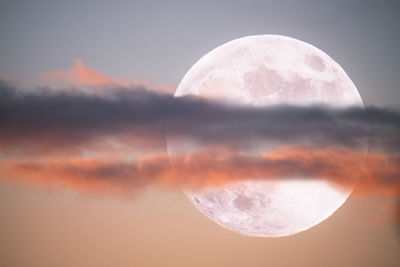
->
[0,147,398,196]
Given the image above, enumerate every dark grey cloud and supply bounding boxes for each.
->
[0,80,171,155]
[0,80,399,156]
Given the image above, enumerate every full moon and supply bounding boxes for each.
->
[168,35,364,237]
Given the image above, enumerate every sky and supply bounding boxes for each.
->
[1,0,400,266]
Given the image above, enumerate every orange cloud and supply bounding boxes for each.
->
[39,58,175,93]
[1,147,399,197]
[39,58,123,87]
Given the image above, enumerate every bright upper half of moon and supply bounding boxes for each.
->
[169,35,364,237]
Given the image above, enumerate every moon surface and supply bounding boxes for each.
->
[168,35,364,237]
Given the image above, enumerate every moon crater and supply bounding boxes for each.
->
[305,54,326,72]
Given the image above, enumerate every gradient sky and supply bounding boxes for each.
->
[1,1,400,266]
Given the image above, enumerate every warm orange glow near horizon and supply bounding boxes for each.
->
[1,146,398,199]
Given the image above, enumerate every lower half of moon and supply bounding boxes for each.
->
[185,179,350,237]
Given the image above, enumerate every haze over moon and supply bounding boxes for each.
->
[167,35,366,237]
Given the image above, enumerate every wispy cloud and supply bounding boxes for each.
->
[1,147,398,197]
[39,58,123,88]
[38,59,175,94]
